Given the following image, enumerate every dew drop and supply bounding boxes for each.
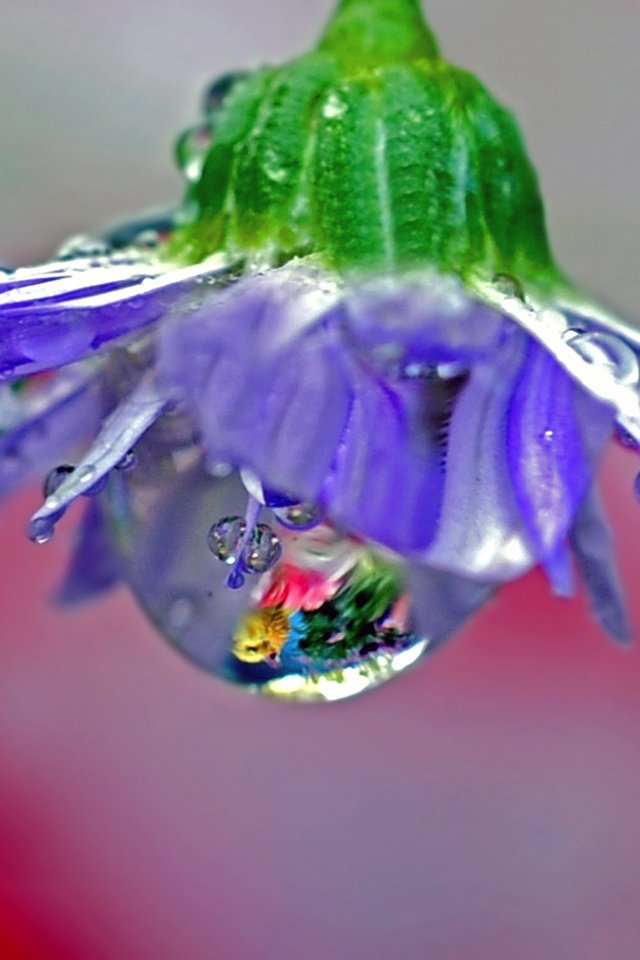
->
[273,502,323,531]
[242,523,282,573]
[115,449,137,472]
[226,568,246,590]
[492,273,526,302]
[43,464,74,498]
[569,331,639,386]
[207,515,247,564]
[202,71,249,116]
[27,516,55,544]
[56,234,111,260]
[174,124,213,182]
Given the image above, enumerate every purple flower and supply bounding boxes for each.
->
[1,0,638,700]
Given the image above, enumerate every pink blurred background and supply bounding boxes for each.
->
[1,2,640,958]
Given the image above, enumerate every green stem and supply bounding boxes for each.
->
[318,0,440,69]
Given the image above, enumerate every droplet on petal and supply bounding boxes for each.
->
[569,331,639,386]
[43,464,74,498]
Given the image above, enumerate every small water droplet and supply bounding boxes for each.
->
[273,502,323,531]
[242,523,282,573]
[134,229,161,249]
[543,429,554,443]
[56,234,111,260]
[569,331,639,385]
[207,516,247,564]
[174,124,213,182]
[226,568,246,590]
[492,274,526,302]
[115,450,137,472]
[43,464,74,498]
[203,71,249,116]
[27,516,55,544]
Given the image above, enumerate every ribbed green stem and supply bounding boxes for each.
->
[318,0,440,69]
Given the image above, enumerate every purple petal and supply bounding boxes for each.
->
[421,328,535,580]
[27,372,171,537]
[507,338,614,562]
[0,253,231,380]
[56,500,121,605]
[345,273,509,367]
[569,485,632,645]
[158,264,352,501]
[0,367,106,497]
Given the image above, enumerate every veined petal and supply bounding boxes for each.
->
[0,252,233,380]
[507,338,613,561]
[0,365,106,497]
[422,328,534,580]
[158,262,351,500]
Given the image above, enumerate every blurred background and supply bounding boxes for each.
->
[1,1,640,957]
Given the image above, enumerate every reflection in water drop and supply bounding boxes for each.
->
[242,523,283,574]
[273,502,323,531]
[207,515,247,564]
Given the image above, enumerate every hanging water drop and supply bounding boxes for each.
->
[202,71,249,117]
[242,523,283,573]
[27,516,56,545]
[207,515,247,564]
[116,449,137,472]
[174,124,213,182]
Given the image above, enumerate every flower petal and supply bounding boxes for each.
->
[0,253,232,380]
[158,263,351,500]
[0,366,106,497]
[55,500,121,605]
[507,338,614,561]
[421,328,534,580]
[569,485,632,645]
[27,372,171,538]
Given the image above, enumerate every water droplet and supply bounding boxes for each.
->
[43,464,74,498]
[174,124,213,182]
[56,234,111,260]
[226,568,246,590]
[273,502,323,531]
[202,71,249,116]
[133,229,160,250]
[569,331,639,385]
[27,516,55,544]
[115,450,137,472]
[207,515,247,564]
[543,429,554,443]
[242,523,282,573]
[492,273,526,302]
